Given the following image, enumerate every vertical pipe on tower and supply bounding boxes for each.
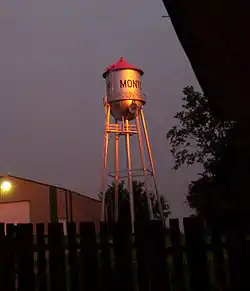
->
[65,189,69,223]
[101,101,110,222]
[114,121,119,223]
[140,109,165,225]
[69,190,73,222]
[125,119,135,233]
[135,109,154,220]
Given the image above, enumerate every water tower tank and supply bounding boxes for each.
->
[103,57,146,121]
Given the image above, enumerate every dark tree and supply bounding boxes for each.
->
[167,86,237,218]
[167,86,234,172]
[99,180,170,227]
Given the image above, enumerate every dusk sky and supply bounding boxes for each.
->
[0,0,200,219]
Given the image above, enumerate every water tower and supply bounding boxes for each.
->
[101,57,164,232]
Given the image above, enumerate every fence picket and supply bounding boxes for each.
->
[4,224,16,291]
[80,222,98,291]
[113,223,134,291]
[0,224,6,289]
[16,224,34,291]
[67,222,79,291]
[225,217,250,291]
[209,219,228,291]
[147,220,170,291]
[183,217,210,291]
[48,223,66,291]
[135,222,150,291]
[36,223,47,291]
[100,222,113,291]
[169,219,186,291]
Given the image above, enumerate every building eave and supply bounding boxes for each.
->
[162,0,250,121]
[0,174,100,203]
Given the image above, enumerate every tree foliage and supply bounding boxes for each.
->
[99,180,170,226]
[167,86,234,173]
[167,86,237,218]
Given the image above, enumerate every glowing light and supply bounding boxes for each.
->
[0,181,12,193]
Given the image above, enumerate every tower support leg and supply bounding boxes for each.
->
[140,109,165,225]
[135,110,154,220]
[125,119,135,233]
[101,103,110,222]
[114,121,119,223]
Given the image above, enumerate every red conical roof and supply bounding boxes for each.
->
[102,57,144,78]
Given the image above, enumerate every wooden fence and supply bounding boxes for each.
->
[0,217,250,291]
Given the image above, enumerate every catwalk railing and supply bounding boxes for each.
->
[0,217,250,291]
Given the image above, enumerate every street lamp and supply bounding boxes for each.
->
[0,180,12,196]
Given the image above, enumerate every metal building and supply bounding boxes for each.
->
[0,174,101,233]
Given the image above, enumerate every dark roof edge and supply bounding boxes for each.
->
[0,174,101,203]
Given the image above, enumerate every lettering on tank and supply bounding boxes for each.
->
[120,80,142,89]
